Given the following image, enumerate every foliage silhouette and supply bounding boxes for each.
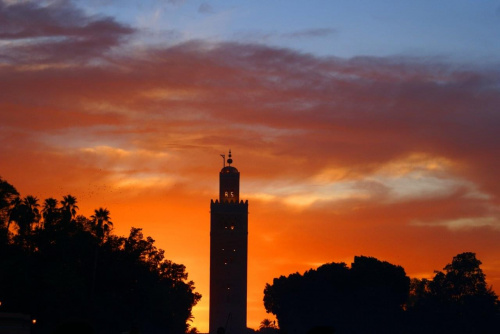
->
[61,194,79,223]
[265,252,499,334]
[264,256,410,334]
[41,197,59,228]
[406,252,499,333]
[0,177,201,334]
[0,177,19,228]
[258,318,279,334]
[259,318,277,329]
[8,195,41,248]
[90,207,113,242]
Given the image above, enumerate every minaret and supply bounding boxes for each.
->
[210,150,248,334]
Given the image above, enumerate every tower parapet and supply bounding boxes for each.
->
[211,199,249,205]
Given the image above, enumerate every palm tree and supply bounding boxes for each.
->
[0,177,19,227]
[259,319,277,330]
[90,207,113,242]
[9,195,40,246]
[90,207,113,300]
[7,197,21,232]
[23,195,41,227]
[42,197,59,227]
[61,195,78,223]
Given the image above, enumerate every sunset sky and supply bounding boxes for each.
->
[1,0,500,331]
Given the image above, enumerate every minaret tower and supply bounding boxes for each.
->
[210,150,248,334]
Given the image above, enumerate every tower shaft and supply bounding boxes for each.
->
[210,152,248,334]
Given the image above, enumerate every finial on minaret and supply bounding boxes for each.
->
[227,149,233,166]
[220,154,226,168]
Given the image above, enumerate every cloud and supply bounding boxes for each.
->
[198,2,214,14]
[0,0,134,64]
[411,216,500,230]
[247,153,489,213]
[0,24,499,234]
[165,0,186,5]
[282,28,337,39]
[234,28,337,46]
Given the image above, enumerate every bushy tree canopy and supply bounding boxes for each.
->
[407,252,498,333]
[265,253,499,334]
[264,256,410,334]
[0,176,19,225]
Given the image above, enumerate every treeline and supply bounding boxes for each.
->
[263,254,499,334]
[0,177,201,334]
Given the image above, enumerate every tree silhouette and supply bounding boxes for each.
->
[6,196,21,232]
[407,252,498,333]
[61,194,78,223]
[441,252,492,299]
[90,207,113,242]
[0,177,19,228]
[24,195,41,229]
[259,318,275,329]
[8,195,41,247]
[258,318,279,334]
[41,197,59,228]
[264,257,409,334]
[0,177,201,334]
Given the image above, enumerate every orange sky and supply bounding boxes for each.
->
[1,1,500,332]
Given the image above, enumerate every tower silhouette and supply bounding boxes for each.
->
[210,150,248,334]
